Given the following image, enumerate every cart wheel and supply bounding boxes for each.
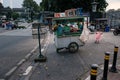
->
[68,42,79,53]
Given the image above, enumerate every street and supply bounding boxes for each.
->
[1,0,120,80]
[8,31,120,80]
[0,23,39,79]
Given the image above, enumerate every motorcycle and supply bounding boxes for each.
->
[113,27,120,36]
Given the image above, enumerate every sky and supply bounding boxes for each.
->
[2,0,42,8]
[2,0,120,11]
[106,0,120,11]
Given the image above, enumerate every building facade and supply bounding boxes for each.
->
[106,9,120,28]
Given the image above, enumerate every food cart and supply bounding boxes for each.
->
[52,16,89,53]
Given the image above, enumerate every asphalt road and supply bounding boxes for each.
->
[29,32,120,80]
[0,25,38,78]
[8,31,120,80]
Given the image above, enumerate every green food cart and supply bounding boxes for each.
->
[52,16,89,53]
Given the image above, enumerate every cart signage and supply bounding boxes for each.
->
[65,9,76,17]
[54,13,65,17]
[54,8,89,18]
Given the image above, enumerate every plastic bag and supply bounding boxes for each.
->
[79,23,90,43]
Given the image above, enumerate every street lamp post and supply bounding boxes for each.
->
[91,0,98,12]
[91,0,98,24]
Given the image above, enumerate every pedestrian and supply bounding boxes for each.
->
[6,21,9,30]
[95,29,103,44]
[2,21,6,29]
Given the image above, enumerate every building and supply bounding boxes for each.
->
[12,8,25,15]
[106,9,120,28]
[12,8,26,19]
[39,11,54,24]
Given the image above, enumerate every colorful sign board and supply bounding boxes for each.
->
[54,13,65,17]
[54,8,89,17]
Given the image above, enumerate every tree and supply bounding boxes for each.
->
[5,7,12,19]
[97,0,108,11]
[11,12,19,20]
[40,0,108,12]
[22,0,40,20]
[0,2,4,15]
[22,0,39,12]
[0,2,4,9]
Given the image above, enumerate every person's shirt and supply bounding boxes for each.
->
[57,25,63,36]
[78,24,83,31]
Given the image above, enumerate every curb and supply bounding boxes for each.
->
[16,30,50,80]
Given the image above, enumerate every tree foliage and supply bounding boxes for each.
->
[0,2,4,9]
[22,0,39,12]
[0,2,4,15]
[11,12,19,20]
[40,0,108,12]
[22,0,40,20]
[5,7,12,19]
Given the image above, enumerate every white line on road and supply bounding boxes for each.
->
[41,48,44,52]
[23,66,33,75]
[85,75,90,80]
[21,31,50,80]
[5,66,17,77]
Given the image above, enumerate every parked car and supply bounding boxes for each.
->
[11,21,26,29]
[113,26,120,36]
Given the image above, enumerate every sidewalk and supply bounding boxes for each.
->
[82,32,120,80]
[84,57,120,80]
[0,27,9,33]
[108,64,120,80]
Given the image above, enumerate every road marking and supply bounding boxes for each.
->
[17,59,26,66]
[23,66,33,75]
[85,75,90,80]
[38,32,50,53]
[5,66,17,77]
[41,48,44,52]
[21,31,50,79]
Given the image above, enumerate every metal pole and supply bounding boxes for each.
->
[34,23,47,62]
[102,52,110,80]
[38,25,42,56]
[90,64,98,80]
[109,46,119,73]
